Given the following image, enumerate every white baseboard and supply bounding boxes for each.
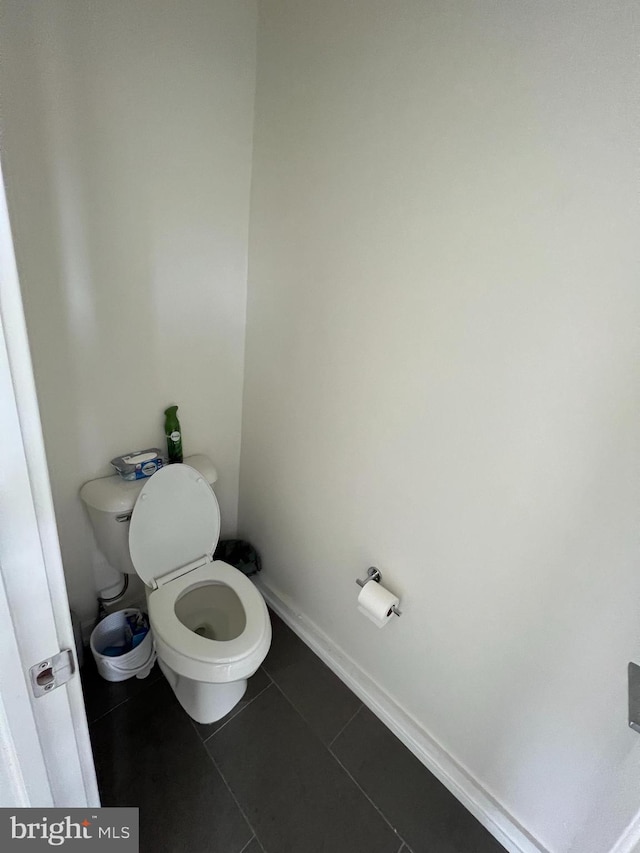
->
[256,577,547,853]
[610,817,640,853]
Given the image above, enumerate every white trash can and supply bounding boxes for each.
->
[90,608,156,682]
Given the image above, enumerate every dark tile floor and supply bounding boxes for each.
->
[83,610,506,853]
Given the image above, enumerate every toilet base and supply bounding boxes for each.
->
[158,658,248,724]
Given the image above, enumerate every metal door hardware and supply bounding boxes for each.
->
[29,649,75,697]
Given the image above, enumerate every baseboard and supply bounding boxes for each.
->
[610,817,640,853]
[256,577,548,853]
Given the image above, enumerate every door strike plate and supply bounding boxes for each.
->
[30,649,75,698]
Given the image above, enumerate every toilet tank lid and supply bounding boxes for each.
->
[80,454,218,514]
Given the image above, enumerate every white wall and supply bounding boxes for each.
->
[240,2,640,852]
[0,0,257,621]
[2,0,639,847]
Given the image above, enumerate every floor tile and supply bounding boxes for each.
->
[206,684,399,853]
[262,611,361,744]
[91,679,252,853]
[193,667,272,741]
[332,706,506,853]
[80,653,162,724]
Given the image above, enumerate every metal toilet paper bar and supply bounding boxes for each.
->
[355,567,402,617]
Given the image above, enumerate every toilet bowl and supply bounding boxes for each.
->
[103,461,271,724]
[147,561,271,722]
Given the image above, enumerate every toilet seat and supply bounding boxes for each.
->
[148,561,270,682]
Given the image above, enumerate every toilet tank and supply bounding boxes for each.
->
[80,454,218,575]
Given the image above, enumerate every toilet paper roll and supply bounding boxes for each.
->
[357,581,399,628]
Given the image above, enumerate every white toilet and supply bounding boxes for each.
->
[80,456,271,723]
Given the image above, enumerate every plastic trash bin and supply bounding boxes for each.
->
[90,608,155,682]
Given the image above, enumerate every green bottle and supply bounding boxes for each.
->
[164,405,183,463]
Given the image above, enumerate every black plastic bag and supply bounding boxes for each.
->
[213,539,262,576]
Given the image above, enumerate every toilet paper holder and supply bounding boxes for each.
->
[355,567,402,617]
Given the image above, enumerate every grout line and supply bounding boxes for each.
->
[265,678,409,852]
[329,703,364,748]
[328,746,409,851]
[88,696,131,726]
[264,677,328,744]
[396,845,405,853]
[258,664,348,754]
[237,835,258,853]
[200,678,273,744]
[260,662,276,683]
[204,733,268,853]
[188,715,203,740]
[84,665,163,725]
[249,835,267,853]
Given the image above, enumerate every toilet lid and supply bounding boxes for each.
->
[129,464,220,586]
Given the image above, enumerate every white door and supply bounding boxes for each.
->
[0,160,99,807]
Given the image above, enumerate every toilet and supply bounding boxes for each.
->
[80,456,271,723]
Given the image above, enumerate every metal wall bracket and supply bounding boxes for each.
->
[29,649,75,698]
[356,566,382,588]
[628,662,640,733]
